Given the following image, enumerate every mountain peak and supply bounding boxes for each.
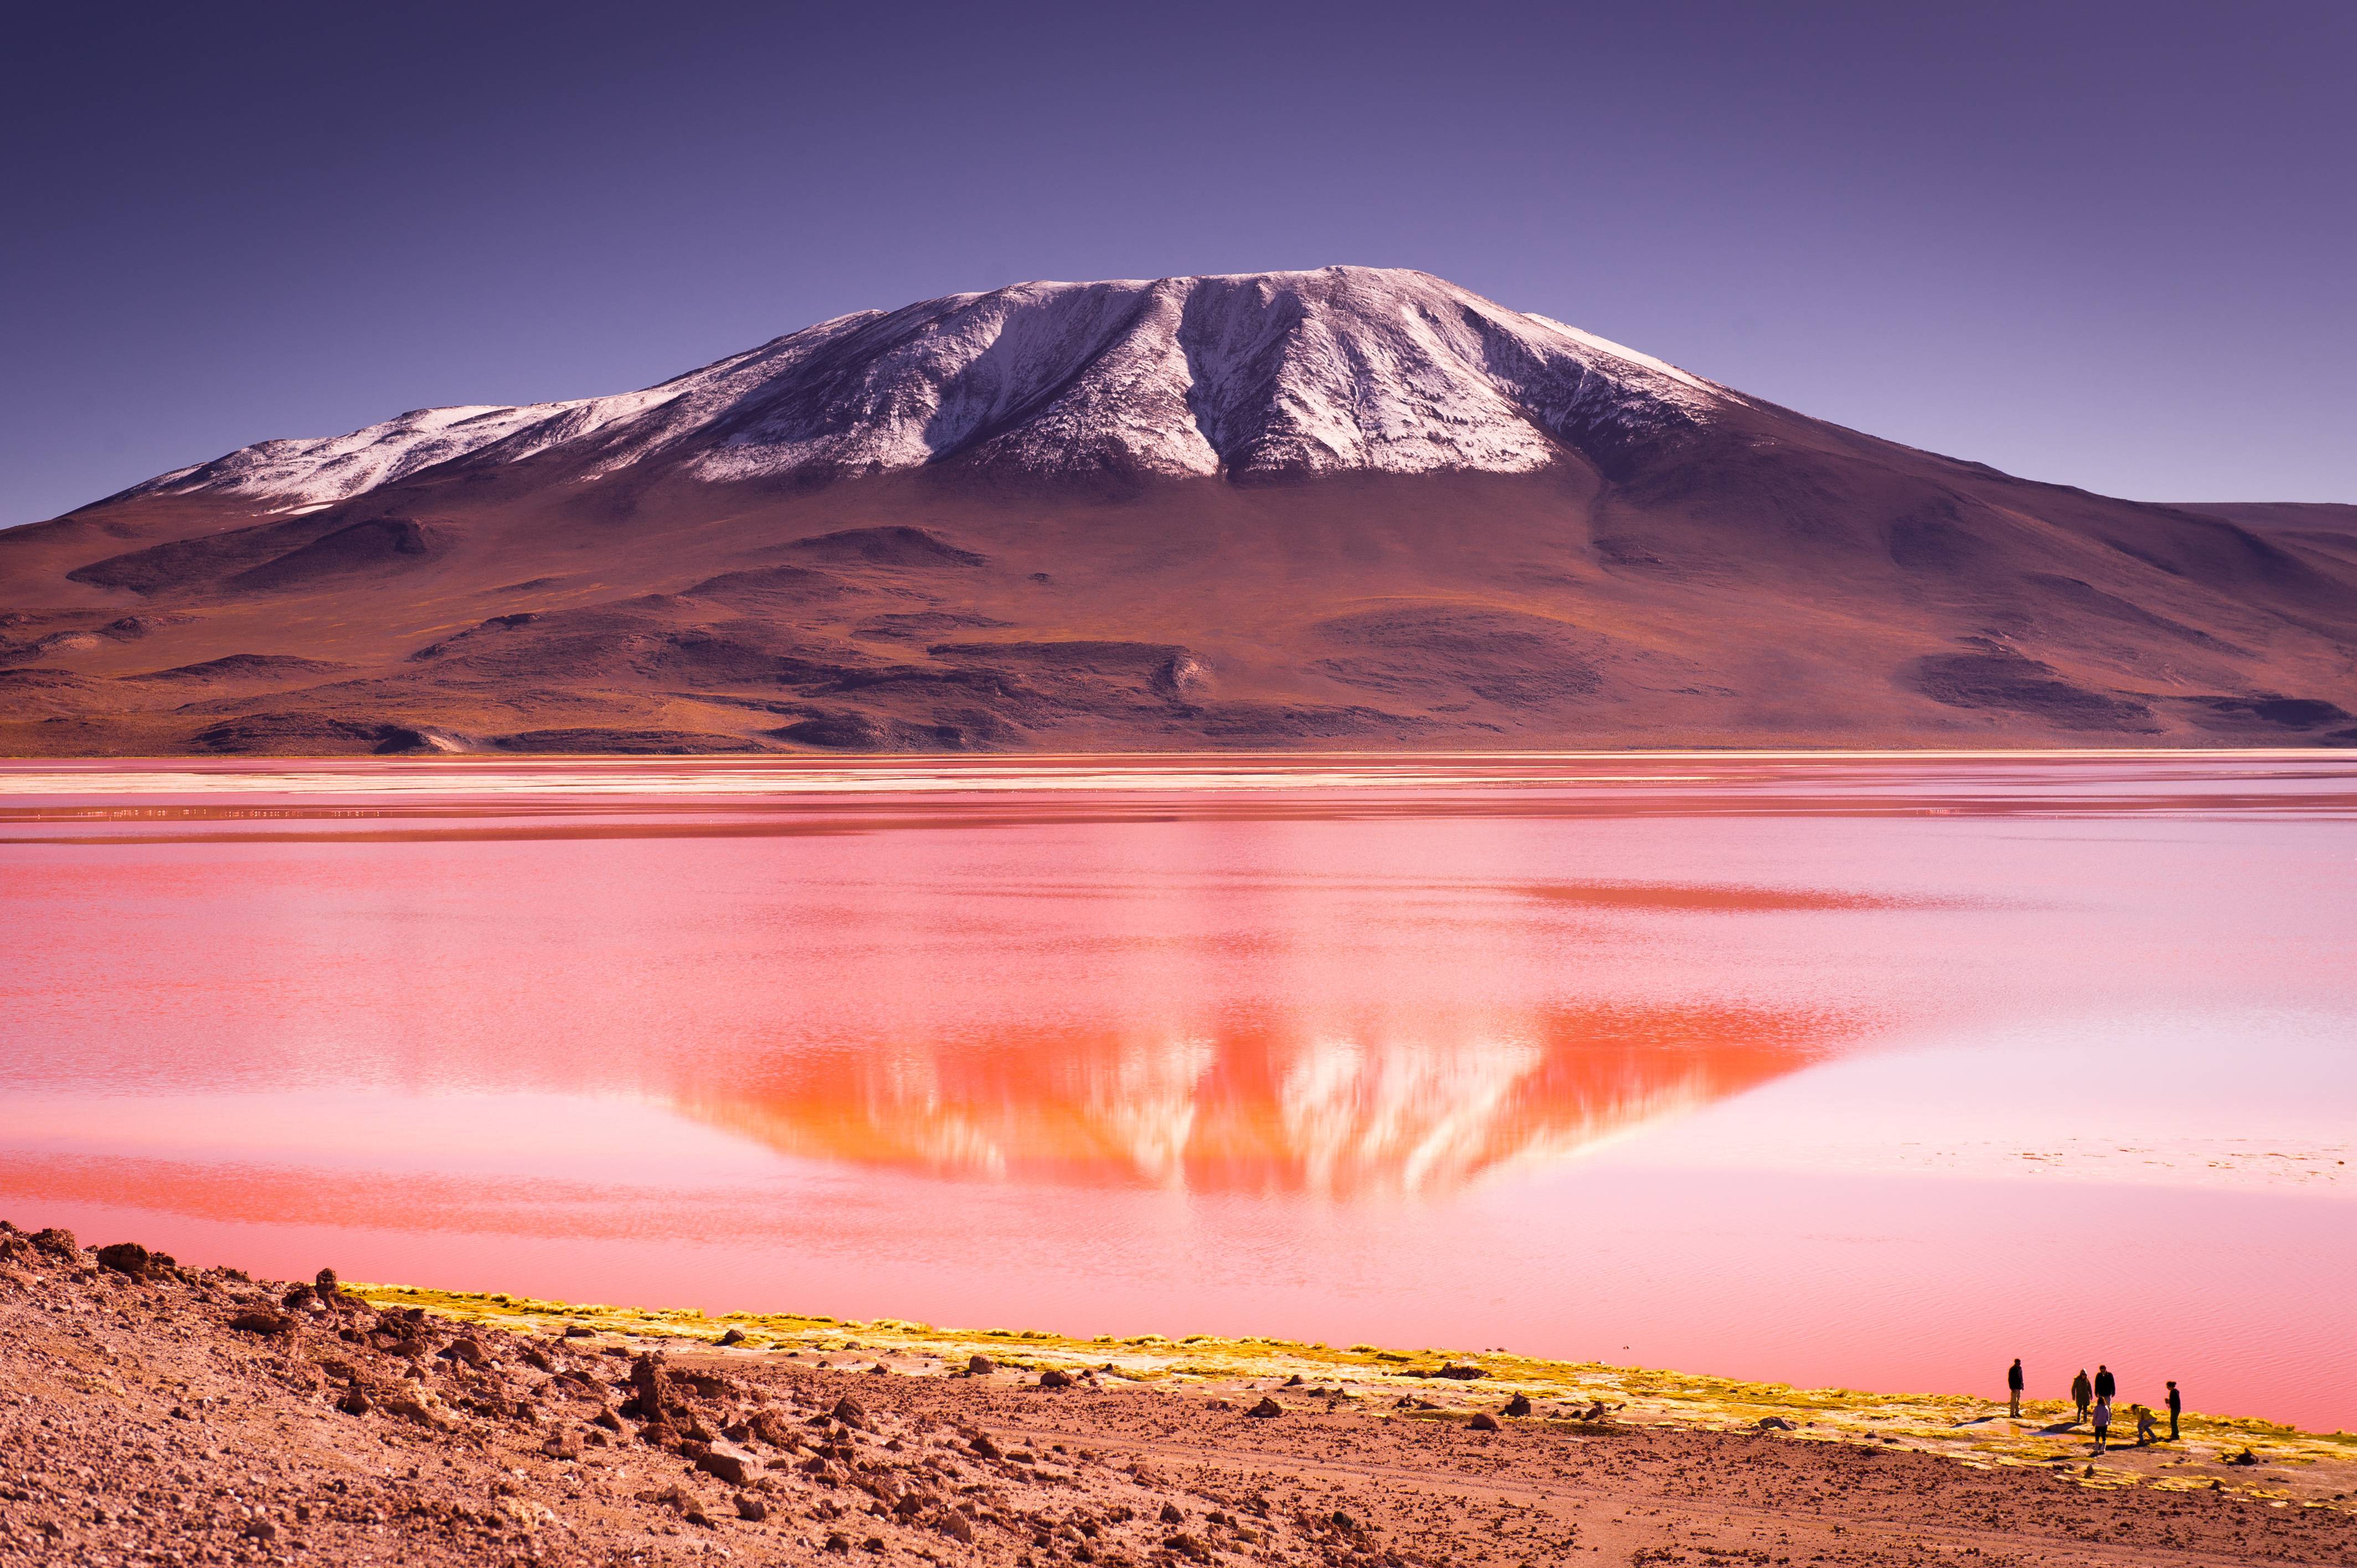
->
[123,269,1738,508]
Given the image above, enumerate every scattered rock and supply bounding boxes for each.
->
[1758,1415,1795,1431]
[969,1433,1002,1459]
[1504,1394,1532,1417]
[1160,1503,1186,1523]
[1435,1364,1487,1380]
[831,1395,869,1429]
[718,1328,746,1346]
[1039,1368,1074,1389]
[228,1311,290,1336]
[938,1513,974,1544]
[966,1354,998,1375]
[1249,1397,1284,1419]
[693,1443,758,1487]
[734,1493,767,1521]
[1469,1412,1501,1431]
[562,1323,594,1338]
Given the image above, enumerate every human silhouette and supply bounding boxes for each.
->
[2094,1364,2116,1403]
[2165,1380,2181,1441]
[2006,1357,2024,1418]
[2091,1393,2112,1452]
[2071,1368,2092,1423]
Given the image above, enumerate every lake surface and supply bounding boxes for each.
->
[2,753,2351,1430]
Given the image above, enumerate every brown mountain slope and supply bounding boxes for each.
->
[3,278,2353,755]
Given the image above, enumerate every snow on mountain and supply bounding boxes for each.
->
[123,267,1742,508]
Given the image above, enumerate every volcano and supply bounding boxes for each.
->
[4,266,2352,754]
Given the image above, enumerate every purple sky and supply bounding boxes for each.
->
[4,1,2350,527]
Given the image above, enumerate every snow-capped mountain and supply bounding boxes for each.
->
[12,264,2356,759]
[124,267,1741,506]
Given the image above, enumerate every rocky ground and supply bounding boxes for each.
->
[4,1222,2354,1567]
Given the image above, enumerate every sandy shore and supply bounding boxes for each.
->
[4,1222,2351,1567]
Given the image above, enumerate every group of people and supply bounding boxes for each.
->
[2008,1359,2180,1451]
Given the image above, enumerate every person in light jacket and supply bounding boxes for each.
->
[2091,1394,2112,1453]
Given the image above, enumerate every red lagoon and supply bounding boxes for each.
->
[1,753,2351,1428]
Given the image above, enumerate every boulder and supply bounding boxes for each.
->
[1469,1412,1502,1431]
[1435,1364,1487,1380]
[1038,1369,1074,1390]
[626,1352,671,1417]
[718,1328,746,1346]
[1248,1397,1283,1419]
[966,1354,997,1375]
[733,1493,767,1521]
[831,1395,869,1429]
[1757,1415,1795,1431]
[967,1433,1002,1459]
[229,1311,291,1336]
[94,1242,151,1279]
[1503,1394,1532,1417]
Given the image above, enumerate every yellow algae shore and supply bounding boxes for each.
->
[356,1281,2356,1514]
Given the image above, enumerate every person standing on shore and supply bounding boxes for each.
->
[2006,1358,2024,1418]
[2094,1364,2116,1406]
[2071,1368,2092,1423]
[2091,1394,2112,1452]
[2166,1380,2181,1441]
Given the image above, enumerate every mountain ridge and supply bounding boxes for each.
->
[4,266,2353,756]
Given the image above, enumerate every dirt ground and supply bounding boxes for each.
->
[4,1221,2353,1567]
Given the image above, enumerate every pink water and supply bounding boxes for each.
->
[2,754,2351,1428]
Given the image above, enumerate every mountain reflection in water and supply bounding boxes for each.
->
[677,1004,1850,1196]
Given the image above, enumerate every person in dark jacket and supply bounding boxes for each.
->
[2006,1358,2024,1418]
[2094,1364,2116,1403]
[2071,1368,2093,1423]
[2166,1380,2181,1440]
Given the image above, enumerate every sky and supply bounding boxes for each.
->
[3,0,2350,527]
